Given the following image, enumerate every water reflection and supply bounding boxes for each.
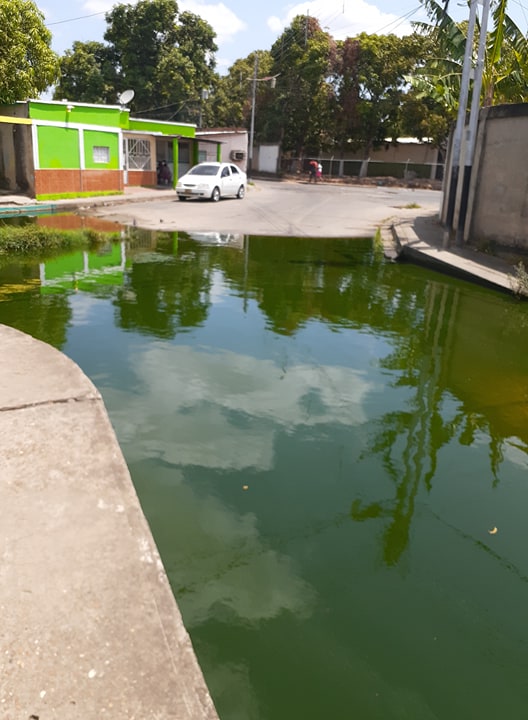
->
[105,344,371,470]
[134,464,316,628]
[351,279,528,566]
[1,225,528,718]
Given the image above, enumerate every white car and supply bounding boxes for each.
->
[176,162,247,202]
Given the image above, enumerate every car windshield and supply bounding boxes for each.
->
[188,164,219,176]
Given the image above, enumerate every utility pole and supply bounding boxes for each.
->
[247,58,279,180]
[443,0,478,243]
[248,53,259,180]
[456,0,490,244]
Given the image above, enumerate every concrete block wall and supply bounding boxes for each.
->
[466,104,528,250]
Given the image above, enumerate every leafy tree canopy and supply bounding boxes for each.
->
[261,15,336,156]
[54,41,117,104]
[0,0,59,103]
[55,0,217,120]
[207,51,274,129]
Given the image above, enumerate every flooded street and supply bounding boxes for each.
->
[1,226,527,719]
[85,178,443,237]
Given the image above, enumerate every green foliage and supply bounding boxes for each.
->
[54,42,118,104]
[36,191,123,201]
[207,52,273,129]
[207,17,446,158]
[55,0,217,119]
[410,0,528,110]
[333,32,433,155]
[0,224,119,257]
[0,0,59,102]
[260,15,336,155]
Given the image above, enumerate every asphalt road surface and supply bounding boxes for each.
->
[89,178,442,238]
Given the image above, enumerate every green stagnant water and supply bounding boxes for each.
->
[1,226,528,719]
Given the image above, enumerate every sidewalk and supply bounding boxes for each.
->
[0,186,174,217]
[389,213,516,294]
[0,325,219,720]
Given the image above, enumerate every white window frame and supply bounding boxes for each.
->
[93,145,110,164]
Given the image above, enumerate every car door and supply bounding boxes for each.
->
[220,165,233,196]
[229,165,243,194]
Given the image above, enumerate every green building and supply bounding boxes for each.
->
[0,99,221,200]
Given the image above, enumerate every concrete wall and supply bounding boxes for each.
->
[466,104,528,249]
[196,129,248,172]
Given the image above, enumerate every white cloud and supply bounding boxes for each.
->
[267,15,284,34]
[82,0,117,12]
[179,0,247,45]
[157,474,317,627]
[105,344,373,471]
[268,0,416,40]
[80,0,247,45]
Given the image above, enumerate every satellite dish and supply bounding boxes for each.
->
[118,89,135,106]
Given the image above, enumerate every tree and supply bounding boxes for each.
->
[55,0,217,120]
[332,33,433,158]
[54,42,117,104]
[261,15,336,157]
[207,52,274,129]
[0,0,59,103]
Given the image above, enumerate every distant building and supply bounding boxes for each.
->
[195,128,248,173]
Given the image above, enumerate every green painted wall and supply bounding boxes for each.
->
[29,102,123,128]
[84,130,120,169]
[128,118,195,138]
[38,126,80,169]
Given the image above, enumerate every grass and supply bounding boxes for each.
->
[35,191,123,201]
[0,225,120,258]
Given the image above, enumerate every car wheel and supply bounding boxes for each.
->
[236,185,245,199]
[178,195,187,201]
[211,187,221,202]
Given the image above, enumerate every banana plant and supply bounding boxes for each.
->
[410,0,528,111]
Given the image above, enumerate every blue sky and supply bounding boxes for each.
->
[39,0,528,73]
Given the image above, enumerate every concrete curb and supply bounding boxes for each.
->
[390,217,515,294]
[0,325,219,720]
[0,188,176,218]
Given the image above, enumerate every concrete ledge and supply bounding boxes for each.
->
[391,217,514,293]
[0,325,218,719]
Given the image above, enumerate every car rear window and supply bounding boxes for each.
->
[189,164,219,176]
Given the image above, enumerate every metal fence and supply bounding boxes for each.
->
[280,157,444,181]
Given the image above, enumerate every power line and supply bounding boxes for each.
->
[46,10,107,27]
[265,4,424,74]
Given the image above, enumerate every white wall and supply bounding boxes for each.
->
[257,144,280,173]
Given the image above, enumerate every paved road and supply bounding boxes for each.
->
[89,179,442,237]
